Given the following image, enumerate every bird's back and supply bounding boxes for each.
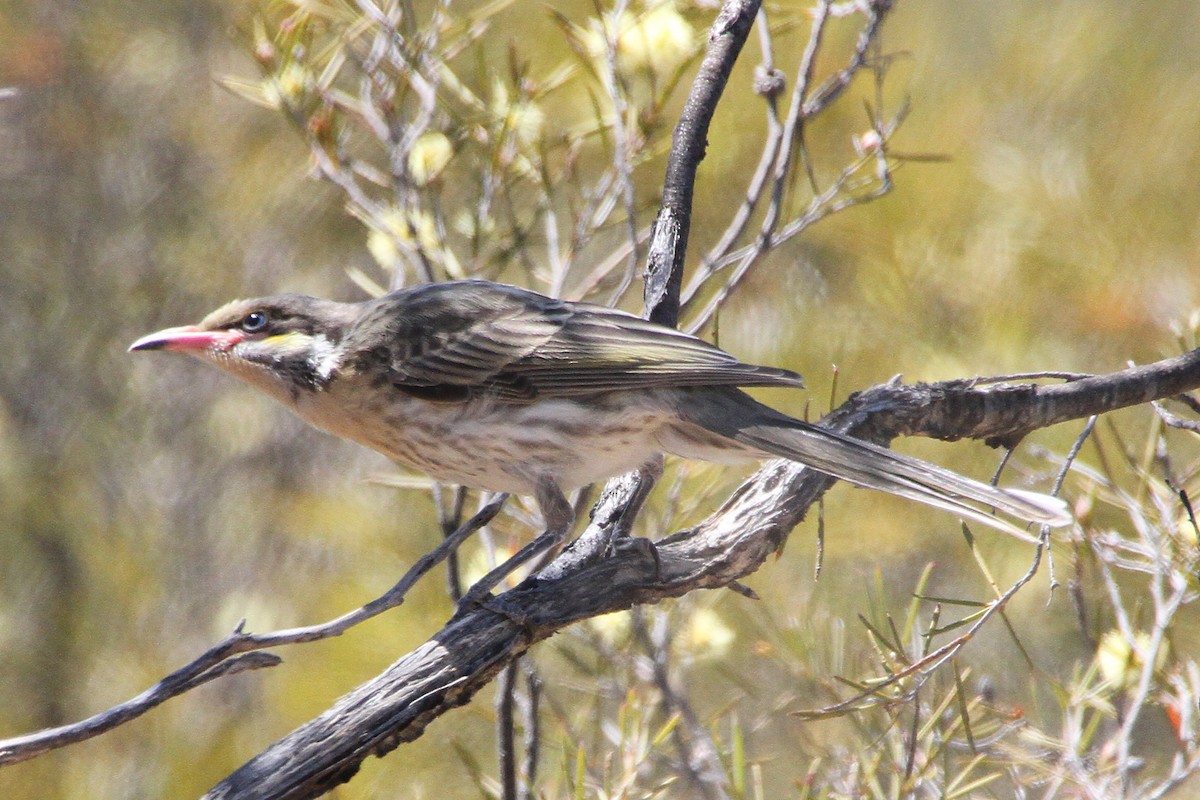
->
[341,281,805,404]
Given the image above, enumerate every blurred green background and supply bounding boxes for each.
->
[2,1,1198,797]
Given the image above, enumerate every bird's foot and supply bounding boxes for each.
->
[611,535,663,580]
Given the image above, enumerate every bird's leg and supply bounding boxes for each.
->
[458,478,575,613]
[569,457,663,562]
[605,459,664,579]
[613,456,663,544]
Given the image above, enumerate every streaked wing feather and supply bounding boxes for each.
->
[397,315,565,385]
[368,285,570,394]
[367,282,803,401]
[501,303,803,396]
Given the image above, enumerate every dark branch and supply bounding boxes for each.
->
[644,0,761,327]
[0,650,281,767]
[0,495,506,767]
[203,349,1200,799]
[566,0,763,579]
[837,347,1200,448]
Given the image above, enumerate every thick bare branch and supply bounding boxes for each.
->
[203,348,1200,798]
[839,347,1200,448]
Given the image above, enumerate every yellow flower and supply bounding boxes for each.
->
[590,610,633,644]
[492,79,545,146]
[262,62,310,108]
[408,132,454,186]
[367,207,440,269]
[366,228,399,270]
[508,101,545,146]
[685,607,734,659]
[1096,629,1167,691]
[583,4,695,75]
[1177,511,1199,547]
[575,2,696,116]
[620,3,695,76]
[453,209,496,239]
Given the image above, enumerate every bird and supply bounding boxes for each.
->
[130,280,1071,592]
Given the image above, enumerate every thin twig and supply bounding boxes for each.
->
[497,660,519,800]
[0,493,507,766]
[519,661,542,800]
[682,6,785,308]
[632,609,730,800]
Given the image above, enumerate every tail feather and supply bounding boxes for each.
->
[676,390,1072,541]
[738,424,1071,541]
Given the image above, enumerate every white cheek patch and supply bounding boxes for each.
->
[311,335,342,382]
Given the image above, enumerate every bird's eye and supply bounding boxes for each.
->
[241,311,269,333]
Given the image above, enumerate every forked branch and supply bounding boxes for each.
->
[203,352,1200,799]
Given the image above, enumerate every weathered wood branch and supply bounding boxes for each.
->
[203,350,1200,798]
[840,348,1200,447]
[644,0,762,327]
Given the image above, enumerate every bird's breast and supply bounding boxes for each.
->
[290,375,671,494]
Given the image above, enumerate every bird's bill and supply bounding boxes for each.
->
[128,325,244,353]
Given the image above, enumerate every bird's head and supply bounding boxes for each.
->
[129,295,358,401]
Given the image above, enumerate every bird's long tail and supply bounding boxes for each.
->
[673,389,1072,541]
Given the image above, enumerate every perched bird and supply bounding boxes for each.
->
[130,280,1070,588]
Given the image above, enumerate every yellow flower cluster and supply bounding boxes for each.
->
[408,132,454,186]
[366,206,440,269]
[492,79,546,146]
[261,62,311,108]
[583,2,696,79]
[1096,629,1167,692]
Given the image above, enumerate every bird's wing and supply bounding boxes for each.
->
[506,303,804,397]
[351,282,802,402]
